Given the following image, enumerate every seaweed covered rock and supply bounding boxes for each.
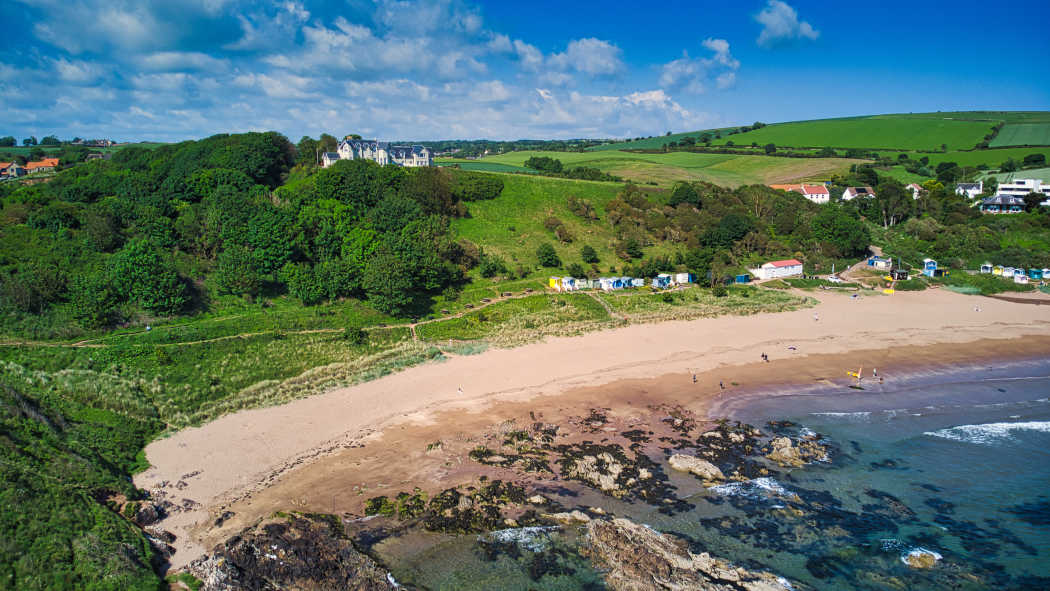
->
[587,518,792,591]
[190,515,396,591]
[668,454,725,483]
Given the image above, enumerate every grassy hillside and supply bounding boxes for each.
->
[473,150,861,187]
[710,115,993,151]
[435,158,536,173]
[922,146,1050,168]
[0,142,164,156]
[587,127,741,152]
[989,123,1050,147]
[982,167,1050,183]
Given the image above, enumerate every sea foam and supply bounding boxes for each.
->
[480,526,558,552]
[710,477,790,501]
[924,421,1050,445]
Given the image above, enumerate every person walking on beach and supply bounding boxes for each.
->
[692,373,697,383]
[719,381,725,390]
[458,387,464,395]
[873,368,878,378]
[813,312,819,322]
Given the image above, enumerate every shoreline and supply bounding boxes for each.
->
[133,288,1050,570]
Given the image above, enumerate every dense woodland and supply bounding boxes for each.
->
[2,131,1050,589]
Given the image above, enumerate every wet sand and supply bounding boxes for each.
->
[133,288,1050,569]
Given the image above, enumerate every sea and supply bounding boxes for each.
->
[373,358,1050,590]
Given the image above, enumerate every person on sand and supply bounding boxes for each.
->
[692,373,697,383]
[813,312,819,322]
[719,381,725,390]
[457,387,464,395]
[873,368,878,378]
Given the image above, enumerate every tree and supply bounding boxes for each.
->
[23,136,37,146]
[763,143,776,154]
[811,206,870,257]
[669,182,700,208]
[108,239,187,315]
[478,253,508,278]
[524,156,563,173]
[872,181,912,227]
[1023,191,1044,213]
[0,136,15,147]
[1023,153,1046,167]
[69,272,119,328]
[215,244,263,297]
[362,250,413,315]
[581,244,599,264]
[567,263,586,277]
[1000,158,1019,173]
[281,263,325,305]
[536,243,561,267]
[40,135,60,146]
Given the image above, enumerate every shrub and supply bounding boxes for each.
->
[581,245,599,263]
[478,253,509,278]
[712,285,728,297]
[536,243,561,267]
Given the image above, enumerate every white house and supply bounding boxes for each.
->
[769,184,831,204]
[750,259,804,280]
[955,182,983,200]
[325,138,434,168]
[321,152,340,167]
[842,186,875,201]
[906,183,923,199]
[996,178,1050,198]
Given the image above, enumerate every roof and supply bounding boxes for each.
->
[845,186,875,197]
[769,184,801,191]
[957,182,982,190]
[981,194,1025,206]
[25,158,59,170]
[766,259,803,268]
[802,184,829,195]
[322,152,339,158]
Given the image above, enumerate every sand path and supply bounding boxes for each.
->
[134,288,1050,569]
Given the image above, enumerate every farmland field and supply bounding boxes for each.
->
[0,142,165,156]
[989,123,1050,147]
[983,167,1050,184]
[435,158,535,173]
[710,115,993,151]
[922,147,1050,168]
[587,127,741,151]
[475,150,861,187]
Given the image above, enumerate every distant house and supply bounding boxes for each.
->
[979,194,1025,214]
[673,272,695,285]
[996,178,1050,198]
[750,259,804,280]
[955,182,983,200]
[906,183,923,200]
[652,274,672,288]
[24,157,59,173]
[0,162,25,179]
[769,183,831,204]
[842,186,875,201]
[325,139,433,168]
[321,152,341,167]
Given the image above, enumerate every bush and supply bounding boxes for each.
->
[478,253,509,278]
[712,284,728,297]
[581,245,599,263]
[536,243,561,267]
[567,263,586,278]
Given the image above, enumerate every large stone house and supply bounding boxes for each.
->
[323,139,433,168]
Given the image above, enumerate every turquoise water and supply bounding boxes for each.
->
[379,360,1050,590]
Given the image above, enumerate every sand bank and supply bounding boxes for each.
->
[134,288,1050,569]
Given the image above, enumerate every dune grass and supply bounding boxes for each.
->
[594,285,811,323]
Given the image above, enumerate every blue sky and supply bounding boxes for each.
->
[2,0,1048,142]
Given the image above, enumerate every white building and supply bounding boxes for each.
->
[324,138,433,168]
[906,183,923,200]
[955,181,983,200]
[750,259,804,280]
[841,186,875,201]
[769,184,831,204]
[996,178,1050,198]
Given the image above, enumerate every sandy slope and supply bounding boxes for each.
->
[134,288,1050,569]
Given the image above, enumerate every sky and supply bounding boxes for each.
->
[1,0,1048,143]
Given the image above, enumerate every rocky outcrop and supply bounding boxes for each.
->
[587,518,792,591]
[543,510,591,524]
[668,454,725,482]
[765,436,827,467]
[190,515,397,591]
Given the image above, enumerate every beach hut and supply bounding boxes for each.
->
[922,258,938,278]
[993,265,1004,276]
[891,269,910,281]
[1042,268,1050,279]
[1013,268,1027,278]
[562,277,578,291]
[867,256,891,270]
[1028,269,1043,280]
[980,263,993,274]
[653,274,672,288]
[1015,273,1029,285]
[735,273,751,284]
[1003,267,1015,278]
[673,272,695,285]
[631,277,646,287]
[548,277,562,291]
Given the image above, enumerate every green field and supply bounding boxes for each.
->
[923,147,1050,168]
[435,158,536,173]
[892,111,1050,123]
[587,127,741,151]
[0,142,164,156]
[710,115,993,151]
[473,150,861,187]
[989,123,1050,147]
[982,167,1050,183]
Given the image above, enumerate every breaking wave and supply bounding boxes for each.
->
[923,421,1050,446]
[480,526,558,552]
[710,477,791,501]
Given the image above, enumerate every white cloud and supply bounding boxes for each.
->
[513,40,544,71]
[469,80,511,103]
[755,0,819,48]
[51,58,104,83]
[549,38,623,76]
[659,38,739,94]
[138,51,229,72]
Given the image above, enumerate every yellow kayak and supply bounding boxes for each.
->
[883,288,895,294]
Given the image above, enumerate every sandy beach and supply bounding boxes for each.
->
[133,287,1050,569]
